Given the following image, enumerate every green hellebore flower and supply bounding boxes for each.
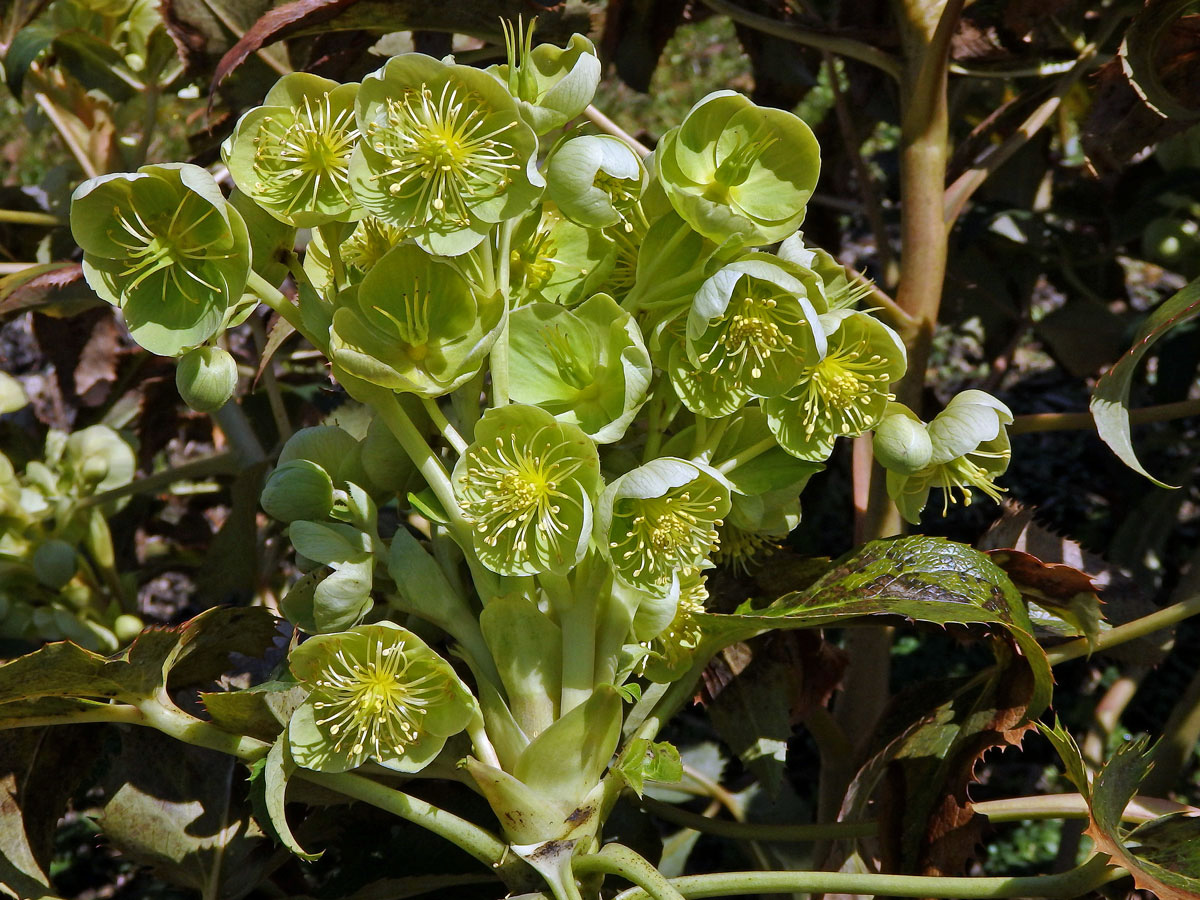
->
[777,232,875,310]
[657,91,820,248]
[490,22,601,135]
[453,404,601,576]
[676,255,827,416]
[304,216,406,294]
[329,243,504,397]
[349,54,543,256]
[71,164,250,357]
[508,203,615,306]
[640,567,708,682]
[288,622,476,773]
[62,425,136,496]
[884,391,1013,524]
[598,458,731,594]
[508,293,651,443]
[545,134,647,230]
[224,72,362,227]
[872,409,933,475]
[764,310,906,462]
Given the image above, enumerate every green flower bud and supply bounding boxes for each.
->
[490,22,601,135]
[349,54,543,256]
[70,164,251,356]
[598,458,731,593]
[63,425,136,495]
[508,293,651,442]
[764,310,906,462]
[872,409,932,475]
[329,243,505,397]
[113,613,145,643]
[224,72,362,227]
[674,255,827,416]
[656,91,820,248]
[175,345,238,413]
[545,134,647,230]
[262,459,336,523]
[453,404,601,576]
[885,391,1013,524]
[287,622,476,773]
[32,539,77,590]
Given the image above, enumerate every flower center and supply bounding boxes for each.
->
[934,449,1007,513]
[459,430,582,553]
[795,336,893,438]
[368,82,519,228]
[252,94,358,215]
[311,638,440,763]
[369,276,433,347]
[611,488,722,583]
[698,293,802,383]
[344,217,404,272]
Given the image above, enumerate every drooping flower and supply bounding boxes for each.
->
[329,243,505,397]
[349,54,543,256]
[70,164,250,356]
[545,134,647,230]
[287,622,476,773]
[764,309,906,461]
[656,91,820,248]
[882,392,1013,524]
[637,567,709,682]
[598,458,731,593]
[453,404,601,576]
[223,72,362,227]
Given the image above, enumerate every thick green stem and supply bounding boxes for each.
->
[612,854,1119,900]
[1047,592,1200,665]
[640,797,874,841]
[573,844,686,900]
[246,270,314,348]
[1010,398,1200,435]
[0,209,62,226]
[371,390,465,531]
[77,451,240,509]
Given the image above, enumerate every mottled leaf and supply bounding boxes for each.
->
[1091,275,1200,488]
[985,549,1104,646]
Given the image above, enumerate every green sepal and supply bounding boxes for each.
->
[545,134,647,229]
[285,522,374,632]
[479,593,561,738]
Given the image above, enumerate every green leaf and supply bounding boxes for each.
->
[256,736,322,860]
[1091,275,1200,487]
[1120,0,1200,121]
[1086,738,1200,899]
[706,647,794,797]
[617,738,684,797]
[202,680,306,743]
[700,535,1052,719]
[4,21,55,98]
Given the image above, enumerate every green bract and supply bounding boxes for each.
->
[349,54,543,256]
[453,404,600,576]
[71,164,250,356]
[329,243,504,397]
[656,91,820,247]
[676,255,826,416]
[288,622,476,773]
[175,345,238,413]
[598,458,731,593]
[489,24,601,135]
[261,460,336,524]
[764,310,906,461]
[508,293,651,442]
[545,134,647,230]
[224,72,361,227]
[884,392,1013,524]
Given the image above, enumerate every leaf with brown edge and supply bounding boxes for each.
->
[985,548,1104,646]
[0,262,96,319]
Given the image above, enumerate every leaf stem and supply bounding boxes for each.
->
[582,105,651,158]
[422,397,468,455]
[639,796,875,841]
[715,436,776,474]
[0,209,61,226]
[611,853,1120,900]
[246,270,314,348]
[76,451,241,509]
[573,843,686,900]
[1009,398,1200,434]
[1047,591,1200,665]
[318,223,349,292]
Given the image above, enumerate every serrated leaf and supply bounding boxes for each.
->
[1091,275,1200,488]
[1120,0,1200,121]
[256,736,321,860]
[617,739,682,798]
[699,535,1052,719]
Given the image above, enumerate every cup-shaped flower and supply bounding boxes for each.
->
[329,243,504,397]
[508,203,616,306]
[676,255,827,416]
[545,134,647,230]
[224,72,361,227]
[764,310,906,461]
[453,404,600,576]
[287,622,476,773]
[70,164,250,356]
[304,216,406,294]
[884,391,1013,524]
[509,293,651,442]
[349,54,543,256]
[598,458,731,593]
[489,23,601,135]
[657,91,820,247]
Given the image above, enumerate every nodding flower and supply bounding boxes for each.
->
[288,622,476,773]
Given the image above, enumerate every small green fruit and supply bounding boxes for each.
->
[873,414,933,475]
[32,539,78,590]
[261,459,336,523]
[176,346,238,413]
[113,613,145,643]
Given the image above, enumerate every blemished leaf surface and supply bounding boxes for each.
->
[699,535,1052,718]
[0,726,104,899]
[1091,274,1200,487]
[0,607,279,706]
[100,728,280,899]
[984,548,1104,646]
[837,656,1038,877]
